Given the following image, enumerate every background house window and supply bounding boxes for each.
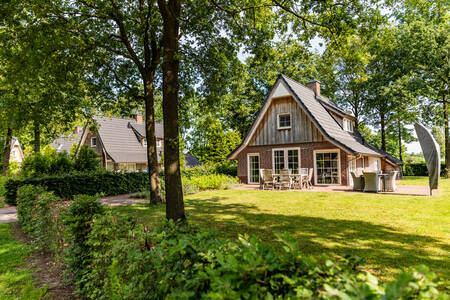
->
[277,113,291,129]
[156,140,161,147]
[143,139,147,147]
[343,119,354,132]
[91,137,97,147]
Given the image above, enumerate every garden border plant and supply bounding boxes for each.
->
[14,187,449,299]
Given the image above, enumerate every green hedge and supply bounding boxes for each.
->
[4,172,148,205]
[404,163,446,177]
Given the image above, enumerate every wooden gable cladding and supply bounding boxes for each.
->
[249,96,324,146]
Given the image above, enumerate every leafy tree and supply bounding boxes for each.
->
[74,145,100,172]
[431,126,445,158]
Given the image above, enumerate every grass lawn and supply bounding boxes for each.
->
[0,224,48,299]
[114,177,450,280]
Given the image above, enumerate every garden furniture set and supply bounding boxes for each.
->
[259,168,313,190]
[351,171,398,193]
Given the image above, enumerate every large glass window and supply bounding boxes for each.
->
[315,151,340,184]
[273,150,285,174]
[248,154,260,183]
[287,149,299,174]
[273,148,299,174]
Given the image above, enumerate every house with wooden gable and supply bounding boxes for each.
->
[78,115,164,172]
[227,74,402,186]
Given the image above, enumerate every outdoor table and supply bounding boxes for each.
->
[290,174,308,189]
[378,174,389,192]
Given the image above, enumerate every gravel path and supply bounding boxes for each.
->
[0,207,18,224]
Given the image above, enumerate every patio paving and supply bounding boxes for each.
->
[235,183,431,196]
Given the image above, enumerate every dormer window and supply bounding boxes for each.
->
[91,137,97,147]
[344,119,354,132]
[277,113,291,129]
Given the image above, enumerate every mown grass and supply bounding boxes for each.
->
[0,224,48,299]
[113,177,450,280]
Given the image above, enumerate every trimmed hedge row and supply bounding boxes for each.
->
[4,172,148,205]
[404,163,447,177]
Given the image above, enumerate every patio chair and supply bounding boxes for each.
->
[384,171,398,192]
[259,169,275,190]
[276,169,292,190]
[302,168,313,189]
[363,172,379,192]
[299,168,308,175]
[351,172,364,191]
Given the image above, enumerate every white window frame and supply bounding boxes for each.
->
[343,119,354,132]
[348,155,357,187]
[277,113,292,130]
[143,138,147,147]
[91,137,97,147]
[272,147,301,174]
[156,140,161,147]
[313,149,341,185]
[247,153,260,184]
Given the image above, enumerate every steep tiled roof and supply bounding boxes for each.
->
[228,74,402,165]
[185,153,202,167]
[280,75,381,156]
[94,116,163,163]
[50,131,83,153]
[129,122,164,138]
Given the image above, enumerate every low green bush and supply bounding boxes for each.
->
[20,144,100,178]
[64,195,105,288]
[4,171,148,205]
[78,219,448,299]
[187,173,238,190]
[16,185,63,251]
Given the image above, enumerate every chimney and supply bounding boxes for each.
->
[134,114,143,124]
[306,80,320,96]
[74,126,83,134]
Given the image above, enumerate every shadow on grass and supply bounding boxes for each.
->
[184,198,449,278]
[112,197,449,279]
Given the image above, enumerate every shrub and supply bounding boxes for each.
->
[64,195,105,288]
[76,220,448,299]
[74,145,100,172]
[188,173,238,190]
[4,171,148,205]
[16,185,62,251]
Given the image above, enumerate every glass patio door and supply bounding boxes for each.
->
[315,151,340,184]
[248,154,260,184]
[348,156,356,186]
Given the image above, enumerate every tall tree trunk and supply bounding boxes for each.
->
[34,119,41,153]
[144,73,163,204]
[444,98,449,177]
[380,113,386,152]
[158,0,185,221]
[397,119,403,171]
[2,127,12,176]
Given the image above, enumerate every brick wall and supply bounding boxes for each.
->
[235,141,349,185]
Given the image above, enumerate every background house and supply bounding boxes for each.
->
[78,115,164,172]
[50,126,84,154]
[228,74,402,186]
[9,137,24,164]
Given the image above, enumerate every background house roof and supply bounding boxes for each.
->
[94,116,162,163]
[129,122,164,139]
[50,131,83,153]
